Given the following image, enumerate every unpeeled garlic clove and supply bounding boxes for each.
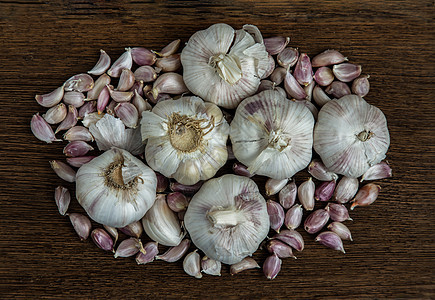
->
[167,192,189,213]
[257,80,275,93]
[63,91,85,108]
[304,209,330,234]
[66,156,96,168]
[91,228,114,252]
[64,74,94,92]
[314,67,334,86]
[294,53,313,86]
[114,102,138,128]
[31,113,62,143]
[361,161,392,182]
[273,229,304,251]
[325,81,351,98]
[304,80,315,102]
[351,75,370,97]
[107,48,133,77]
[312,49,347,67]
[107,85,134,102]
[328,222,353,241]
[103,225,118,244]
[315,231,345,253]
[267,200,285,233]
[63,141,94,157]
[284,71,307,100]
[119,220,143,238]
[325,203,352,222]
[132,90,152,116]
[232,162,253,177]
[308,159,338,181]
[55,105,78,133]
[156,239,191,262]
[50,160,76,182]
[312,85,332,107]
[63,126,94,142]
[97,85,110,114]
[88,49,111,75]
[136,241,159,264]
[35,85,64,107]
[43,103,67,124]
[267,239,296,259]
[133,66,158,83]
[263,254,282,280]
[114,237,144,258]
[78,101,97,118]
[264,36,290,55]
[170,181,203,194]
[183,250,202,279]
[156,39,181,57]
[116,68,135,91]
[131,47,157,66]
[270,67,287,85]
[68,213,91,241]
[315,180,336,201]
[277,47,299,69]
[266,178,289,196]
[279,181,297,209]
[285,204,303,230]
[298,177,315,211]
[333,63,362,82]
[155,172,169,193]
[155,54,182,72]
[54,186,70,216]
[151,72,188,99]
[201,256,222,276]
[230,257,260,275]
[351,183,381,210]
[130,80,145,97]
[334,176,359,203]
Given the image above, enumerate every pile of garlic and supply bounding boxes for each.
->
[31,23,392,280]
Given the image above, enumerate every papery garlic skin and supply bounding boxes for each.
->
[141,96,229,185]
[181,23,269,109]
[230,90,314,179]
[76,147,157,228]
[184,174,269,265]
[314,95,390,178]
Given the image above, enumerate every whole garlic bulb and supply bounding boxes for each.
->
[184,174,269,265]
[313,95,390,178]
[230,90,315,179]
[76,147,157,228]
[141,96,229,185]
[181,23,270,109]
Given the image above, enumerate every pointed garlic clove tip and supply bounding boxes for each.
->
[267,200,285,233]
[279,180,297,209]
[351,74,370,97]
[91,228,114,251]
[232,162,253,177]
[284,204,303,230]
[312,49,346,67]
[325,203,351,222]
[107,48,133,77]
[54,186,70,216]
[230,257,260,275]
[114,102,139,129]
[167,192,189,213]
[55,105,78,133]
[78,100,97,119]
[312,85,332,107]
[68,213,91,241]
[284,71,308,100]
[361,161,392,182]
[351,183,381,209]
[183,250,202,279]
[314,67,335,86]
[325,81,351,98]
[266,178,289,196]
[333,63,362,83]
[116,68,135,92]
[266,239,296,259]
[157,39,181,57]
[64,74,94,92]
[263,254,282,280]
[50,160,76,182]
[31,113,61,143]
[119,220,143,239]
[314,180,336,202]
[294,53,313,86]
[273,229,304,251]
[35,85,64,108]
[135,241,159,264]
[277,47,299,69]
[88,49,111,76]
[132,89,152,116]
[134,66,158,83]
[201,256,222,276]
[328,222,353,241]
[114,238,143,258]
[43,103,67,124]
[315,231,345,253]
[298,177,315,211]
[263,36,290,55]
[63,141,94,157]
[156,239,191,262]
[304,209,330,234]
[131,47,156,66]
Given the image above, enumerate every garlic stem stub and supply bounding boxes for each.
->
[75,147,157,228]
[313,95,390,178]
[184,174,269,265]
[141,96,229,185]
[181,23,270,109]
[230,90,314,179]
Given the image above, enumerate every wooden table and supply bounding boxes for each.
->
[1,1,433,298]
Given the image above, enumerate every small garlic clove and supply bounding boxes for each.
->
[325,203,352,222]
[308,159,338,181]
[107,48,133,78]
[116,68,135,92]
[284,204,303,230]
[131,47,157,66]
[68,213,91,241]
[167,192,189,213]
[91,228,114,252]
[178,210,186,221]
[266,239,296,259]
[328,222,353,241]
[135,241,159,264]
[63,91,85,108]
[31,113,62,143]
[78,101,97,119]
[156,239,191,262]
[312,49,347,67]
[227,145,235,160]
[132,90,152,116]
[82,112,105,128]
[35,85,64,107]
[63,141,94,157]
[103,225,118,244]
[267,200,285,233]
[314,67,334,86]
[325,81,351,98]
[50,160,76,182]
[294,53,313,86]
[312,85,332,107]
[151,72,188,99]
[315,231,345,253]
[66,156,96,168]
[270,67,287,85]
[279,180,297,209]
[315,180,336,202]
[133,66,158,83]
[263,254,282,280]
[63,126,94,142]
[170,181,203,194]
[304,80,315,102]
[257,80,275,93]
[261,54,276,79]
[107,85,134,103]
[230,257,260,275]
[277,47,299,69]
[43,103,67,124]
[97,85,111,114]
[266,178,289,196]
[88,49,111,75]
[64,74,94,92]
[333,63,362,83]
[273,229,304,251]
[232,162,253,177]
[201,256,222,276]
[54,186,70,216]
[119,220,143,238]
[130,80,145,97]
[114,102,138,128]
[304,209,330,234]
[114,238,144,258]
[298,177,315,211]
[155,172,169,193]
[334,176,359,203]
[155,54,182,72]
[263,36,290,55]
[156,39,181,57]
[284,71,307,100]
[55,105,78,133]
[351,183,381,210]
[361,161,392,182]
[183,250,202,279]
[351,75,370,97]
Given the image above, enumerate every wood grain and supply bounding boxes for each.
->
[0,1,434,298]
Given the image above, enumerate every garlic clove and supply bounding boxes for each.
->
[43,103,67,124]
[279,180,297,209]
[265,178,289,196]
[91,228,114,252]
[270,67,287,86]
[267,239,296,259]
[183,250,202,279]
[333,63,362,83]
[263,254,282,280]
[116,69,135,91]
[312,85,332,107]
[304,80,315,102]
[82,112,105,128]
[284,71,307,100]
[68,213,91,241]
[272,229,304,251]
[114,238,144,258]
[131,47,157,66]
[88,49,111,76]
[107,85,134,103]
[267,200,285,233]
[54,186,70,216]
[63,126,94,142]
[78,100,97,119]
[63,91,85,108]
[308,159,338,181]
[312,49,347,67]
[97,85,111,114]
[328,222,353,241]
[103,225,118,244]
[284,204,303,230]
[294,53,313,86]
[114,102,138,128]
[232,162,253,178]
[304,209,330,234]
[107,48,133,77]
[351,75,370,97]
[55,105,78,133]
[170,181,203,194]
[119,220,143,238]
[201,256,222,276]
[155,54,182,73]
[156,39,181,57]
[350,183,381,210]
[360,161,392,182]
[132,90,152,116]
[155,172,169,193]
[325,81,351,98]
[151,72,188,99]
[325,203,352,222]
[130,80,145,97]
[50,160,76,182]
[64,74,94,92]
[314,67,334,86]
[334,176,359,203]
[63,141,94,157]
[314,180,336,202]
[263,36,290,55]
[66,156,96,168]
[230,257,260,275]
[277,47,299,69]
[31,113,62,143]
[167,192,189,213]
[315,231,345,253]
[135,241,159,264]
[35,85,64,107]
[298,177,315,211]
[133,66,158,83]
[156,239,191,262]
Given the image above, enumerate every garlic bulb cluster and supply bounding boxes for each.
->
[141,96,229,185]
[184,174,269,265]
[313,95,390,178]
[230,90,315,179]
[76,147,157,228]
[181,23,270,109]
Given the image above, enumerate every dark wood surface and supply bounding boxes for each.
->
[1,1,434,298]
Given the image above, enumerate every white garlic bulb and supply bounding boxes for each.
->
[184,174,269,265]
[141,96,229,185]
[313,95,390,178]
[181,23,270,109]
[76,147,157,228]
[89,114,145,155]
[230,90,315,179]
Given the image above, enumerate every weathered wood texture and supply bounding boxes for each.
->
[0,1,434,298]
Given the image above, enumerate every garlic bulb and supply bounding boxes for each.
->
[181,23,270,109]
[76,147,157,228]
[230,90,315,179]
[313,95,390,178]
[184,174,269,265]
[141,96,229,185]
[89,114,145,155]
